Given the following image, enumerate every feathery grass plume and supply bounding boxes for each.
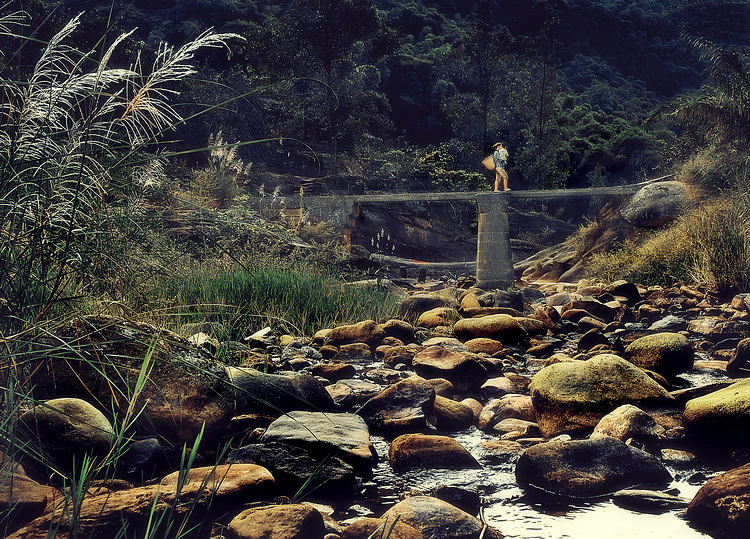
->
[191,131,250,208]
[0,9,241,328]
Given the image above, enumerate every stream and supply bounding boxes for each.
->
[353,430,712,538]
[333,345,732,538]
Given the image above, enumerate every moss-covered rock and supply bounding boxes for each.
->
[683,378,750,441]
[624,332,694,377]
[529,354,674,437]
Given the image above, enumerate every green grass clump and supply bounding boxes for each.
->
[156,264,400,337]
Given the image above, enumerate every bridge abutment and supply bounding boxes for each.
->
[475,192,514,288]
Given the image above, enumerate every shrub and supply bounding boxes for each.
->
[191,132,250,209]
[687,195,750,293]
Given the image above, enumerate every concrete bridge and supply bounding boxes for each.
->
[285,185,646,288]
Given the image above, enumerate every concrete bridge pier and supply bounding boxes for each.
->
[475,192,514,289]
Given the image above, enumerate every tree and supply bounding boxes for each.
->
[278,0,379,152]
[657,38,750,149]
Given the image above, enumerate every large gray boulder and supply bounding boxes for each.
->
[620,181,689,228]
[226,367,335,414]
[226,442,357,497]
[260,411,377,472]
[358,377,436,433]
[515,437,672,498]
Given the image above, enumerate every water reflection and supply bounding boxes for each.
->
[364,430,710,539]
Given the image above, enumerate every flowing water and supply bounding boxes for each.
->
[354,430,713,539]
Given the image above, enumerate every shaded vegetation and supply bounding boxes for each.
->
[14,0,745,190]
[156,263,400,337]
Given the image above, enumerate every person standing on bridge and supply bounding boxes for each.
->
[492,142,510,192]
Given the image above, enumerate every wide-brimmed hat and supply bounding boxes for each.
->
[493,142,503,148]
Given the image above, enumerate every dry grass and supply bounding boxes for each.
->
[587,195,750,291]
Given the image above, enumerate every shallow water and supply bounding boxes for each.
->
[361,430,711,539]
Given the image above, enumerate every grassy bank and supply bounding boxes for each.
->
[587,193,750,293]
[154,264,401,337]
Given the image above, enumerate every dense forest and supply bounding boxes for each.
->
[13,0,750,190]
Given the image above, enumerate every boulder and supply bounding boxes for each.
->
[612,489,689,512]
[433,396,475,431]
[260,411,377,472]
[529,354,674,437]
[326,379,381,407]
[342,517,424,539]
[453,314,527,344]
[381,319,416,342]
[683,378,750,441]
[14,315,233,446]
[226,504,326,539]
[358,377,436,434]
[514,317,548,336]
[620,180,688,228]
[312,362,357,382]
[428,378,456,398]
[382,496,503,539]
[430,485,481,516]
[226,441,357,497]
[590,404,665,444]
[463,338,503,355]
[686,461,750,538]
[478,395,535,431]
[460,292,482,311]
[624,332,694,377]
[561,298,619,322]
[326,320,385,349]
[417,307,461,328]
[515,437,672,498]
[389,434,479,469]
[9,464,274,538]
[412,346,488,392]
[399,294,458,319]
[0,471,60,535]
[227,367,335,414]
[332,343,373,365]
[492,418,539,437]
[18,398,113,469]
[383,344,424,367]
[727,338,750,377]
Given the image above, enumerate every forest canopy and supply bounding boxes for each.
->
[15,0,750,189]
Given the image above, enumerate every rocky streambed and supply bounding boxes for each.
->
[3,277,750,538]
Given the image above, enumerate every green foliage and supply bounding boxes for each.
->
[655,39,750,150]
[155,263,401,337]
[414,139,490,192]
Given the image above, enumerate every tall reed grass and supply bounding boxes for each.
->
[156,263,401,337]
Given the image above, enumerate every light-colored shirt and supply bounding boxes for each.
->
[493,148,509,169]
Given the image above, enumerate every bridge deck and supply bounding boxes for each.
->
[290,184,644,205]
